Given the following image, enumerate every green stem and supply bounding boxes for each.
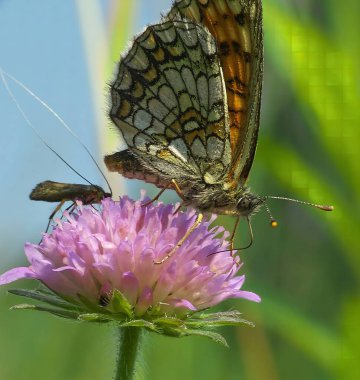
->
[115,327,142,380]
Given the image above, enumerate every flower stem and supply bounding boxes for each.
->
[115,327,142,380]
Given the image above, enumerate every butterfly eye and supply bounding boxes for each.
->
[236,196,251,211]
[236,194,265,216]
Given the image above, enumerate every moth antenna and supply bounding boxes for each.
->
[0,69,92,186]
[0,68,112,196]
[266,195,334,212]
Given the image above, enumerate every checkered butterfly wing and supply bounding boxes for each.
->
[169,0,263,186]
[108,20,231,187]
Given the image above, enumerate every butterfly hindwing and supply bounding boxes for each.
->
[168,0,263,185]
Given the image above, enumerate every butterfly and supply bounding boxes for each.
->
[104,0,332,259]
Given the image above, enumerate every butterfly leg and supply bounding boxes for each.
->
[141,187,167,207]
[141,178,183,207]
[142,179,186,212]
[240,217,254,250]
[230,216,240,255]
[171,179,185,199]
[171,179,187,214]
[228,216,254,254]
[154,212,204,264]
[173,203,184,215]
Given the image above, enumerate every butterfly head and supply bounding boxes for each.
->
[236,193,265,217]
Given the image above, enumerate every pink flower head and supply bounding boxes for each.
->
[0,196,260,318]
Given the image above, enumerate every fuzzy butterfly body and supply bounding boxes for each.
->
[105,0,265,217]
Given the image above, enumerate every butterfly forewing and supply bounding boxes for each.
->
[169,0,263,185]
[109,20,231,186]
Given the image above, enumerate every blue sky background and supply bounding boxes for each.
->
[0,0,166,266]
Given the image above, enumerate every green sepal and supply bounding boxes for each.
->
[181,329,229,347]
[78,313,114,323]
[187,311,254,328]
[8,288,254,346]
[120,319,158,332]
[109,289,134,318]
[11,303,81,320]
[77,293,110,314]
[153,316,185,328]
[8,288,84,312]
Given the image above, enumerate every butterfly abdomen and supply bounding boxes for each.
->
[105,150,170,188]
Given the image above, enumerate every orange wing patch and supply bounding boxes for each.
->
[200,2,252,153]
[171,0,254,153]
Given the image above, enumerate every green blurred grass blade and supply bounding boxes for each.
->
[75,0,136,195]
[264,2,360,192]
[104,0,138,151]
[258,137,360,277]
[261,297,348,374]
[328,0,360,51]
[339,296,360,379]
[105,0,137,151]
[106,0,137,77]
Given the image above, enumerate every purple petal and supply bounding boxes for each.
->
[1,196,260,315]
[135,286,153,316]
[169,298,197,311]
[0,267,37,285]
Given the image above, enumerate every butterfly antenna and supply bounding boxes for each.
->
[1,69,112,196]
[265,195,334,212]
[264,202,278,228]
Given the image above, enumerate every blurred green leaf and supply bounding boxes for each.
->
[264,3,360,192]
[107,0,137,74]
[257,137,360,276]
[338,296,360,379]
[260,297,347,373]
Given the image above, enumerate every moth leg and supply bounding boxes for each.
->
[67,202,77,215]
[154,213,203,264]
[45,200,66,233]
[38,200,66,244]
